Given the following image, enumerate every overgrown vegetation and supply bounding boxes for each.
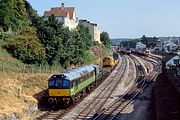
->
[100,31,111,49]
[0,0,110,69]
[4,27,46,64]
[118,35,159,48]
[140,35,159,48]
[119,39,139,48]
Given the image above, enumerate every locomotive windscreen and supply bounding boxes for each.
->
[49,78,70,88]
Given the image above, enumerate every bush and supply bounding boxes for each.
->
[4,27,45,64]
[84,50,97,63]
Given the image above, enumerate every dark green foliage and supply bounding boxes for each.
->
[32,15,93,68]
[0,0,13,31]
[77,24,92,49]
[0,0,95,68]
[120,39,139,48]
[0,0,29,31]
[12,0,27,20]
[140,35,159,48]
[100,31,111,49]
[33,15,68,66]
[25,0,38,21]
[4,27,46,64]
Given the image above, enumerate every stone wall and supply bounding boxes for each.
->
[154,73,180,120]
[166,67,180,94]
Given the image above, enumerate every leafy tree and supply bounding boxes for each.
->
[0,0,13,31]
[32,15,93,68]
[120,39,139,48]
[141,35,147,45]
[4,27,45,64]
[140,35,159,48]
[0,0,28,31]
[100,31,111,49]
[0,0,99,68]
[32,15,70,66]
[77,24,92,49]
[25,0,38,22]
[12,0,27,20]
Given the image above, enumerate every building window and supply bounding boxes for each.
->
[174,59,179,65]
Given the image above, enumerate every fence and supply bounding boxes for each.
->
[0,62,64,74]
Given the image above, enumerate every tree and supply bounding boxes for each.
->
[0,0,13,31]
[120,39,139,48]
[0,0,28,31]
[140,35,159,48]
[100,31,111,49]
[141,35,147,45]
[25,0,38,22]
[5,27,46,64]
[77,24,92,49]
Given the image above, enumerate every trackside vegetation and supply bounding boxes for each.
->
[0,0,110,69]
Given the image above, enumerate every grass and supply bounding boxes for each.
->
[0,40,52,119]
[0,40,64,74]
[0,72,51,119]
[0,39,109,119]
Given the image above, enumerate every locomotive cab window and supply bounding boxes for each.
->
[63,79,70,87]
[49,80,55,87]
[48,75,71,88]
[56,80,62,87]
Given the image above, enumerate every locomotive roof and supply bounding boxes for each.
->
[54,65,95,81]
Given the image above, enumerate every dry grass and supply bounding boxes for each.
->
[0,72,51,119]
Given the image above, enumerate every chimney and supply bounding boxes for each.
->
[61,1,64,9]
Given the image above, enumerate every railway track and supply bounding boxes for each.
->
[35,55,125,120]
[90,54,147,120]
[36,54,161,120]
[74,55,128,119]
[36,109,70,120]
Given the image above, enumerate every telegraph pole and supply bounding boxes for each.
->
[162,40,166,74]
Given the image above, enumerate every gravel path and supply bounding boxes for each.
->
[55,54,157,120]
[115,55,159,120]
[61,55,138,120]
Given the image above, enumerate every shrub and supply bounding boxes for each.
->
[4,27,45,64]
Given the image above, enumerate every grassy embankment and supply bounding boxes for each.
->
[0,40,52,119]
[0,39,108,119]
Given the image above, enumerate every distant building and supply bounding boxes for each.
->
[43,2,78,30]
[166,54,180,68]
[79,20,101,44]
[135,42,146,50]
[154,40,177,52]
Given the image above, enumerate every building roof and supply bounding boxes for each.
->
[79,19,98,26]
[166,55,180,66]
[44,7,75,19]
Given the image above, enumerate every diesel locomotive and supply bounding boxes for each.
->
[48,65,108,107]
[102,56,118,68]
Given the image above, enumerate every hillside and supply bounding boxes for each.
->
[0,72,50,119]
[0,1,110,119]
[0,40,50,119]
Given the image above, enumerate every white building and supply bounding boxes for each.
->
[166,55,180,67]
[166,53,180,76]
[43,3,78,30]
[79,20,101,44]
[135,42,146,50]
[154,40,177,52]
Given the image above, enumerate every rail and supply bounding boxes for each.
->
[91,54,160,120]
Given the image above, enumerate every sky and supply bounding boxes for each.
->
[27,0,180,38]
